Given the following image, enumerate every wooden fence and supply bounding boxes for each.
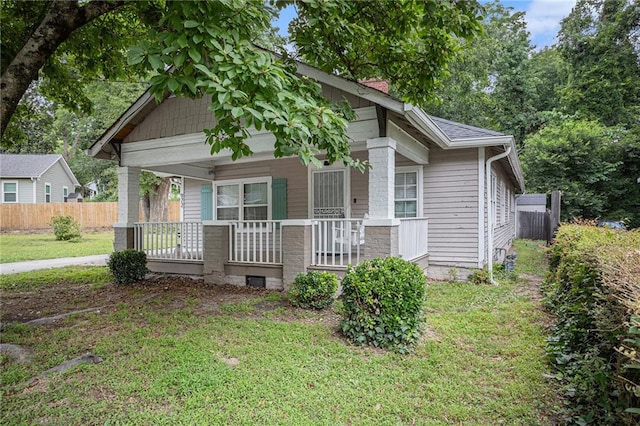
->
[517,211,551,242]
[0,201,181,231]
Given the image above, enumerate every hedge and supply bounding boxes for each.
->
[543,225,640,424]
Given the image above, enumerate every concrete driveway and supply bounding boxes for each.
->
[0,254,109,275]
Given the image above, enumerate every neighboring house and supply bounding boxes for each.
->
[516,194,546,213]
[89,63,524,287]
[0,154,80,204]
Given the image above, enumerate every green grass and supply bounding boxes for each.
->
[0,231,113,263]
[0,266,112,291]
[513,239,548,278]
[1,262,559,424]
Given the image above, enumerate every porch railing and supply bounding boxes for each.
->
[399,218,428,260]
[229,221,282,264]
[134,222,203,261]
[311,219,364,267]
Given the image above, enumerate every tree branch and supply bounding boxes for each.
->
[1,0,125,137]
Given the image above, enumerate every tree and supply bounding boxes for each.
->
[2,0,484,168]
[423,1,538,145]
[557,0,640,127]
[521,117,627,220]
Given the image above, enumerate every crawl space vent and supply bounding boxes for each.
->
[246,275,266,288]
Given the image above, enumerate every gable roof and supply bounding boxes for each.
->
[88,57,524,191]
[0,154,80,186]
[516,194,547,206]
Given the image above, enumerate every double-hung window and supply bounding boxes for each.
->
[394,167,423,218]
[45,183,51,203]
[214,177,271,221]
[2,181,18,203]
[63,186,69,202]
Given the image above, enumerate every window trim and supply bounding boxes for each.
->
[394,166,423,218]
[491,172,497,225]
[44,182,52,203]
[63,186,69,202]
[213,176,272,221]
[2,180,18,203]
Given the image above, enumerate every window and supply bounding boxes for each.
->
[63,186,69,202]
[394,167,423,218]
[214,177,271,221]
[499,181,506,224]
[45,183,51,203]
[2,181,18,203]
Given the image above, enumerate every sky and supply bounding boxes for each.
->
[274,0,578,50]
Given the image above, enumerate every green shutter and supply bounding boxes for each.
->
[272,178,287,220]
[201,184,213,220]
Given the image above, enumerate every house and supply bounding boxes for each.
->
[516,194,547,213]
[0,154,80,204]
[89,63,524,287]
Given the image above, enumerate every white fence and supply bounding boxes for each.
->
[312,219,364,267]
[134,222,203,261]
[228,221,282,264]
[399,218,428,260]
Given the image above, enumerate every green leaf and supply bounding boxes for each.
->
[126,47,145,66]
[183,20,199,28]
[188,48,202,63]
[231,107,243,118]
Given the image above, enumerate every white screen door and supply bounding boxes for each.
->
[312,169,346,219]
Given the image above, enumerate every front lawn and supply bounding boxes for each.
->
[0,245,559,424]
[0,231,113,263]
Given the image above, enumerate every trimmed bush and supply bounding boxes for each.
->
[340,257,426,353]
[289,271,338,310]
[50,215,82,241]
[107,249,148,285]
[543,225,640,424]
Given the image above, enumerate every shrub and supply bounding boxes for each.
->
[340,257,426,353]
[468,268,491,285]
[107,249,148,285]
[288,271,338,310]
[50,215,82,241]
[543,225,640,424]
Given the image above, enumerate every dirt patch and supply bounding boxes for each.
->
[0,276,283,326]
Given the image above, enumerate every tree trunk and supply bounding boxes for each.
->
[141,194,151,223]
[149,178,171,222]
[0,0,124,137]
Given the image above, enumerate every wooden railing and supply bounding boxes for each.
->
[134,222,203,261]
[399,218,428,260]
[228,221,282,264]
[311,219,364,267]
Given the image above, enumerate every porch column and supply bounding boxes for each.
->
[282,221,313,290]
[203,222,229,285]
[363,218,400,260]
[114,166,141,251]
[366,137,396,219]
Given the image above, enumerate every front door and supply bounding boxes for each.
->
[312,169,347,219]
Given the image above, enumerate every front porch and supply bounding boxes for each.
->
[126,218,428,289]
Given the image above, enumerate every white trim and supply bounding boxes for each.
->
[213,176,272,221]
[2,180,19,203]
[63,186,69,202]
[395,166,423,218]
[388,121,429,164]
[32,178,37,203]
[44,182,52,203]
[308,164,351,219]
[477,147,485,267]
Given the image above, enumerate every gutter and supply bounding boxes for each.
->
[486,145,512,285]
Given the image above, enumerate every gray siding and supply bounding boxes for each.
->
[183,178,209,221]
[41,162,77,203]
[491,160,516,260]
[424,148,480,268]
[125,96,215,142]
[1,179,32,203]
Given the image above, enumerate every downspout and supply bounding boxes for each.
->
[485,145,512,285]
[31,177,38,203]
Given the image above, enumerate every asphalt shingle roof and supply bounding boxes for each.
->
[516,194,547,206]
[429,116,506,140]
[0,154,64,178]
